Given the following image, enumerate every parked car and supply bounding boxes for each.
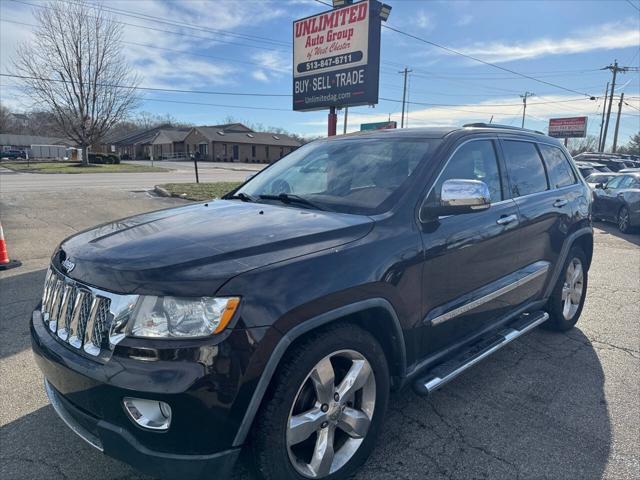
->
[31,124,593,480]
[584,172,620,189]
[574,161,611,179]
[1,149,26,160]
[592,172,640,233]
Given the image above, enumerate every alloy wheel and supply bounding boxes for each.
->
[618,207,629,233]
[562,257,584,320]
[286,349,376,478]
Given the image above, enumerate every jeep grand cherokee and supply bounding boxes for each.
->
[31,124,593,480]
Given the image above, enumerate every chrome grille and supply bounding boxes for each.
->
[41,268,113,357]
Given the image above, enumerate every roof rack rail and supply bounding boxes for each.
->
[462,123,546,136]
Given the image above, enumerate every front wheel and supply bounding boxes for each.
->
[618,206,631,233]
[544,246,588,332]
[251,324,390,480]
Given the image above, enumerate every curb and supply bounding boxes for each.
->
[154,185,171,197]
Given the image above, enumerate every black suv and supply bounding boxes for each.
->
[31,124,593,480]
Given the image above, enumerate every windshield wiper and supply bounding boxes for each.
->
[228,192,257,202]
[259,193,325,211]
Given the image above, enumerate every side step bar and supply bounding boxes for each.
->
[413,311,549,396]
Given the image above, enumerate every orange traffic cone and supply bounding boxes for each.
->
[0,222,21,271]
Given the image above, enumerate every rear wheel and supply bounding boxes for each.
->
[618,206,631,233]
[544,246,588,332]
[251,324,389,480]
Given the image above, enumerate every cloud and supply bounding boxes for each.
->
[457,14,473,27]
[248,51,291,82]
[301,94,640,133]
[414,11,436,31]
[456,23,640,63]
[0,0,287,97]
[252,51,291,74]
[252,70,269,82]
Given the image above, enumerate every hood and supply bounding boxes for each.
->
[54,200,373,296]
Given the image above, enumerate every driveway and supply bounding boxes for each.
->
[0,186,638,480]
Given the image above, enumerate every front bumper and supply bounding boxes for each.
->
[44,378,240,479]
[30,309,269,479]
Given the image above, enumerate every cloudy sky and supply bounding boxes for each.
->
[1,0,639,144]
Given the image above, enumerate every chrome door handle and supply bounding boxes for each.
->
[553,199,568,207]
[496,214,517,225]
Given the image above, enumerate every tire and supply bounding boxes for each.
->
[250,323,390,480]
[544,246,588,332]
[617,206,631,233]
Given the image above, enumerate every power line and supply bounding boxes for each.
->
[625,0,640,12]
[9,0,281,52]
[59,0,290,47]
[0,19,286,71]
[381,24,595,98]
[0,73,291,97]
[144,98,290,112]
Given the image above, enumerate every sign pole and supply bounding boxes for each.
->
[328,106,338,137]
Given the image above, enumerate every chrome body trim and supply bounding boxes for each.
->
[44,379,104,452]
[423,312,549,393]
[430,265,549,327]
[440,179,491,209]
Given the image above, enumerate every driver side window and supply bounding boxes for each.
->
[430,140,503,203]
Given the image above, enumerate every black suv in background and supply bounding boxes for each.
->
[31,124,593,480]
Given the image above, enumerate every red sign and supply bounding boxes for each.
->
[548,117,588,138]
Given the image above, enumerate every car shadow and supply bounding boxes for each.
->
[355,328,610,480]
[0,268,47,360]
[1,327,610,480]
[594,220,640,246]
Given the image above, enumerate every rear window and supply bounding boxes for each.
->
[538,144,576,189]
[502,141,549,197]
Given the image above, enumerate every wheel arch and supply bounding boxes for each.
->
[232,298,406,447]
[543,226,593,299]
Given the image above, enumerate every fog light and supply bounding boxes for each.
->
[123,397,172,431]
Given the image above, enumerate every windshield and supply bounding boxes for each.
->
[234,137,438,214]
[585,173,615,183]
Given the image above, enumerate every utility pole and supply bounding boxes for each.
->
[601,60,632,151]
[598,82,609,152]
[520,91,535,128]
[399,67,412,128]
[343,107,348,135]
[612,92,625,153]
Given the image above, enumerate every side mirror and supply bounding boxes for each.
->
[420,179,491,221]
[595,183,604,189]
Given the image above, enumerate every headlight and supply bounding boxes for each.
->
[129,296,240,338]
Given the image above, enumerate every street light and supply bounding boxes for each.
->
[332,0,352,7]
[379,3,392,21]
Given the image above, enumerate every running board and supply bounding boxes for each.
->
[413,311,549,396]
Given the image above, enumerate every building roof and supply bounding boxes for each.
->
[193,127,301,147]
[151,129,191,145]
[0,133,70,147]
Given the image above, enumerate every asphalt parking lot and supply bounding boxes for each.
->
[1,184,639,480]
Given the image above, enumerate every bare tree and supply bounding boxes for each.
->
[567,135,599,156]
[0,103,12,132]
[13,0,139,164]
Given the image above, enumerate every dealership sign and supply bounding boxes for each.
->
[360,120,397,131]
[548,116,588,138]
[293,0,382,111]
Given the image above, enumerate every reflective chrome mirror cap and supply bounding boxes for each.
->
[123,398,172,431]
[441,179,491,211]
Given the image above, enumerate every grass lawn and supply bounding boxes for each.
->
[1,162,169,174]
[159,182,241,201]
